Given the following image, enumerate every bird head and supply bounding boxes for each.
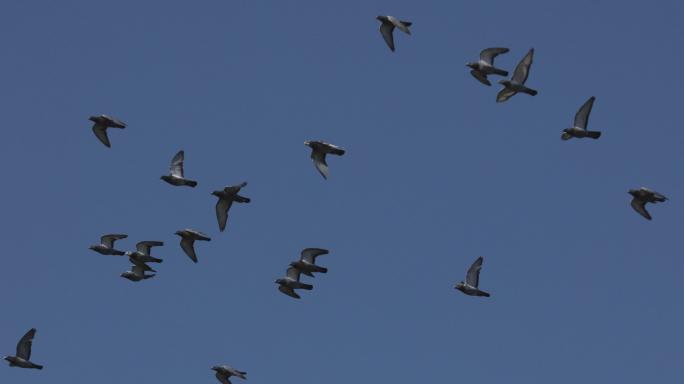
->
[211,366,220,372]
[274,278,285,285]
[174,230,183,237]
[88,245,97,250]
[304,141,311,148]
[628,189,638,197]
[376,16,385,21]
[2,356,9,362]
[466,62,477,69]
[454,282,465,291]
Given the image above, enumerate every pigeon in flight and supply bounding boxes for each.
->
[125,241,164,264]
[89,234,127,256]
[121,264,155,282]
[305,141,345,180]
[275,267,313,299]
[212,365,247,384]
[160,150,198,187]
[212,182,251,232]
[3,328,43,369]
[376,15,412,52]
[175,229,211,263]
[466,47,510,86]
[89,115,126,148]
[496,49,538,103]
[629,187,668,220]
[562,96,601,140]
[454,256,490,297]
[289,248,329,277]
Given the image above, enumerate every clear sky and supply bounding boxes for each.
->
[1,1,683,383]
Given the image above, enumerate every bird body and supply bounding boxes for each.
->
[121,264,155,282]
[275,267,313,299]
[289,248,330,277]
[496,49,538,102]
[467,47,510,86]
[89,114,126,148]
[629,187,667,220]
[454,256,490,297]
[125,241,164,264]
[305,141,345,179]
[3,328,43,369]
[212,182,250,231]
[175,229,211,263]
[562,96,601,140]
[212,365,247,384]
[160,150,198,187]
[376,15,412,52]
[89,234,127,256]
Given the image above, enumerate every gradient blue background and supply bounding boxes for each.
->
[1,1,683,383]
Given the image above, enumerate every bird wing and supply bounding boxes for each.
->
[573,96,595,130]
[223,182,248,195]
[92,124,111,147]
[631,198,652,220]
[136,241,164,255]
[286,266,303,281]
[311,151,329,179]
[496,87,516,103]
[130,258,154,272]
[180,238,198,263]
[216,198,233,232]
[470,70,491,86]
[187,229,211,240]
[278,285,300,299]
[379,22,395,52]
[169,150,185,178]
[301,248,329,263]
[323,143,346,156]
[466,256,484,287]
[132,265,146,276]
[16,328,36,360]
[101,234,127,248]
[480,47,509,65]
[511,48,534,84]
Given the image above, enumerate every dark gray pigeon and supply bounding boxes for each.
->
[629,187,668,220]
[175,229,211,263]
[121,264,155,282]
[89,234,127,256]
[467,47,509,86]
[89,114,126,148]
[496,49,538,103]
[376,15,411,52]
[3,328,43,369]
[290,248,329,277]
[454,256,490,297]
[125,241,164,264]
[562,96,601,140]
[212,365,247,384]
[160,150,198,187]
[212,182,250,232]
[305,140,345,179]
[275,266,313,299]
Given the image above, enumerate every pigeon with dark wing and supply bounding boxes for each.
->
[160,150,198,187]
[175,229,211,263]
[212,182,250,232]
[629,187,668,220]
[454,256,490,297]
[275,267,313,299]
[562,96,601,140]
[3,328,43,369]
[496,49,538,103]
[467,47,509,86]
[212,365,247,384]
[89,234,127,256]
[121,264,155,282]
[89,114,126,148]
[290,248,329,277]
[376,15,412,52]
[304,141,345,180]
[125,241,164,264]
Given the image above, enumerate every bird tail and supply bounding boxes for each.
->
[112,250,126,256]
[33,364,44,370]
[586,131,601,139]
[149,257,163,263]
[478,291,491,298]
[317,266,328,273]
[299,283,313,290]
[401,20,412,27]
[524,88,538,96]
[492,67,508,77]
[144,274,156,280]
[235,195,251,203]
[186,180,198,187]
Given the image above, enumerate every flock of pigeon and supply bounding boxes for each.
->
[3,13,670,383]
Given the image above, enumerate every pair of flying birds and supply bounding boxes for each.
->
[275,248,330,299]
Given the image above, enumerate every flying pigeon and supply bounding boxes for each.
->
[376,15,412,52]
[562,96,601,140]
[175,229,211,263]
[496,49,538,103]
[275,267,313,299]
[89,114,126,148]
[629,187,668,220]
[125,241,164,264]
[289,248,329,277]
[121,264,155,282]
[3,328,43,369]
[304,141,345,180]
[454,256,490,297]
[212,182,250,232]
[160,150,198,187]
[89,234,127,256]
[466,47,510,86]
[212,365,247,384]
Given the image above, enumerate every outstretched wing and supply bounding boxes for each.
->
[480,47,509,65]
[278,285,300,299]
[215,198,232,232]
[379,22,395,52]
[136,241,164,255]
[511,48,534,84]
[496,87,516,103]
[92,124,111,147]
[574,96,595,130]
[16,328,36,360]
[631,198,652,220]
[466,256,484,287]
[311,151,329,179]
[101,234,127,248]
[286,266,302,281]
[180,238,198,263]
[470,69,491,86]
[169,150,185,178]
[301,248,329,263]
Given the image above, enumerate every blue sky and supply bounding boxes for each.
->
[1,1,684,383]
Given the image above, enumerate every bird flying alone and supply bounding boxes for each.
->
[376,15,412,52]
[496,48,538,103]
[3,328,43,369]
[305,140,345,180]
[212,365,247,384]
[289,248,330,278]
[175,229,211,263]
[275,266,313,299]
[160,150,198,187]
[89,233,127,256]
[562,96,601,140]
[454,256,490,297]
[89,114,126,148]
[629,187,667,220]
[467,47,510,86]
[212,182,251,232]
